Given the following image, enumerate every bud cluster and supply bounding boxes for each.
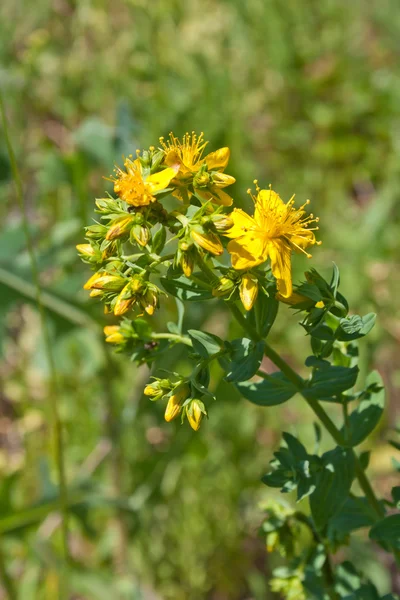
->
[143,378,207,431]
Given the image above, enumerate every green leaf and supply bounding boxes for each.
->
[310,447,355,530]
[343,371,385,446]
[161,275,213,301]
[336,313,376,341]
[342,584,380,600]
[132,318,152,340]
[221,338,265,383]
[188,329,224,359]
[392,486,400,509]
[251,290,279,338]
[328,496,378,542]
[369,514,400,550]
[237,372,297,406]
[304,366,359,400]
[309,324,335,340]
[152,226,167,254]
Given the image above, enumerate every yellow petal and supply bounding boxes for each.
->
[146,166,179,193]
[210,187,234,206]
[268,240,293,298]
[240,273,259,311]
[291,229,316,251]
[227,238,266,270]
[195,187,233,206]
[205,147,230,171]
[191,230,223,256]
[254,189,285,224]
[224,208,257,239]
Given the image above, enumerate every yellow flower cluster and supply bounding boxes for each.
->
[78,131,320,315]
[77,131,320,429]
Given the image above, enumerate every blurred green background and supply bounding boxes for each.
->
[1,0,400,598]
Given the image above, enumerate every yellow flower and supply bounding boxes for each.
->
[159,132,235,206]
[225,186,320,298]
[239,272,259,311]
[110,157,178,207]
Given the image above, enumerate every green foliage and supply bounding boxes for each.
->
[237,373,297,406]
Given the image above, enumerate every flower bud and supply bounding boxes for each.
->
[193,170,211,188]
[210,214,234,232]
[114,282,135,316]
[95,198,119,213]
[144,382,163,397]
[179,241,191,252]
[89,289,103,298]
[106,215,134,240]
[85,274,126,292]
[83,272,104,290]
[103,326,125,344]
[181,253,194,277]
[212,276,235,298]
[76,244,95,257]
[85,223,108,240]
[101,239,118,260]
[186,399,205,431]
[211,172,236,188]
[140,287,158,316]
[144,378,171,401]
[239,272,258,311]
[131,224,151,247]
[165,384,190,422]
[191,228,223,256]
[131,276,145,294]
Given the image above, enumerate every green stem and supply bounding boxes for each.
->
[194,253,220,285]
[229,302,385,524]
[0,93,70,571]
[151,333,192,346]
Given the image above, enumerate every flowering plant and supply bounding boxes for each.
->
[78,132,400,599]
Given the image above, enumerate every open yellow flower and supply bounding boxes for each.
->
[110,157,178,207]
[159,132,235,205]
[225,186,320,298]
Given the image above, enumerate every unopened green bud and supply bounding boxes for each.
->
[85,224,108,240]
[193,170,211,188]
[95,198,119,213]
[212,276,235,298]
[76,244,101,264]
